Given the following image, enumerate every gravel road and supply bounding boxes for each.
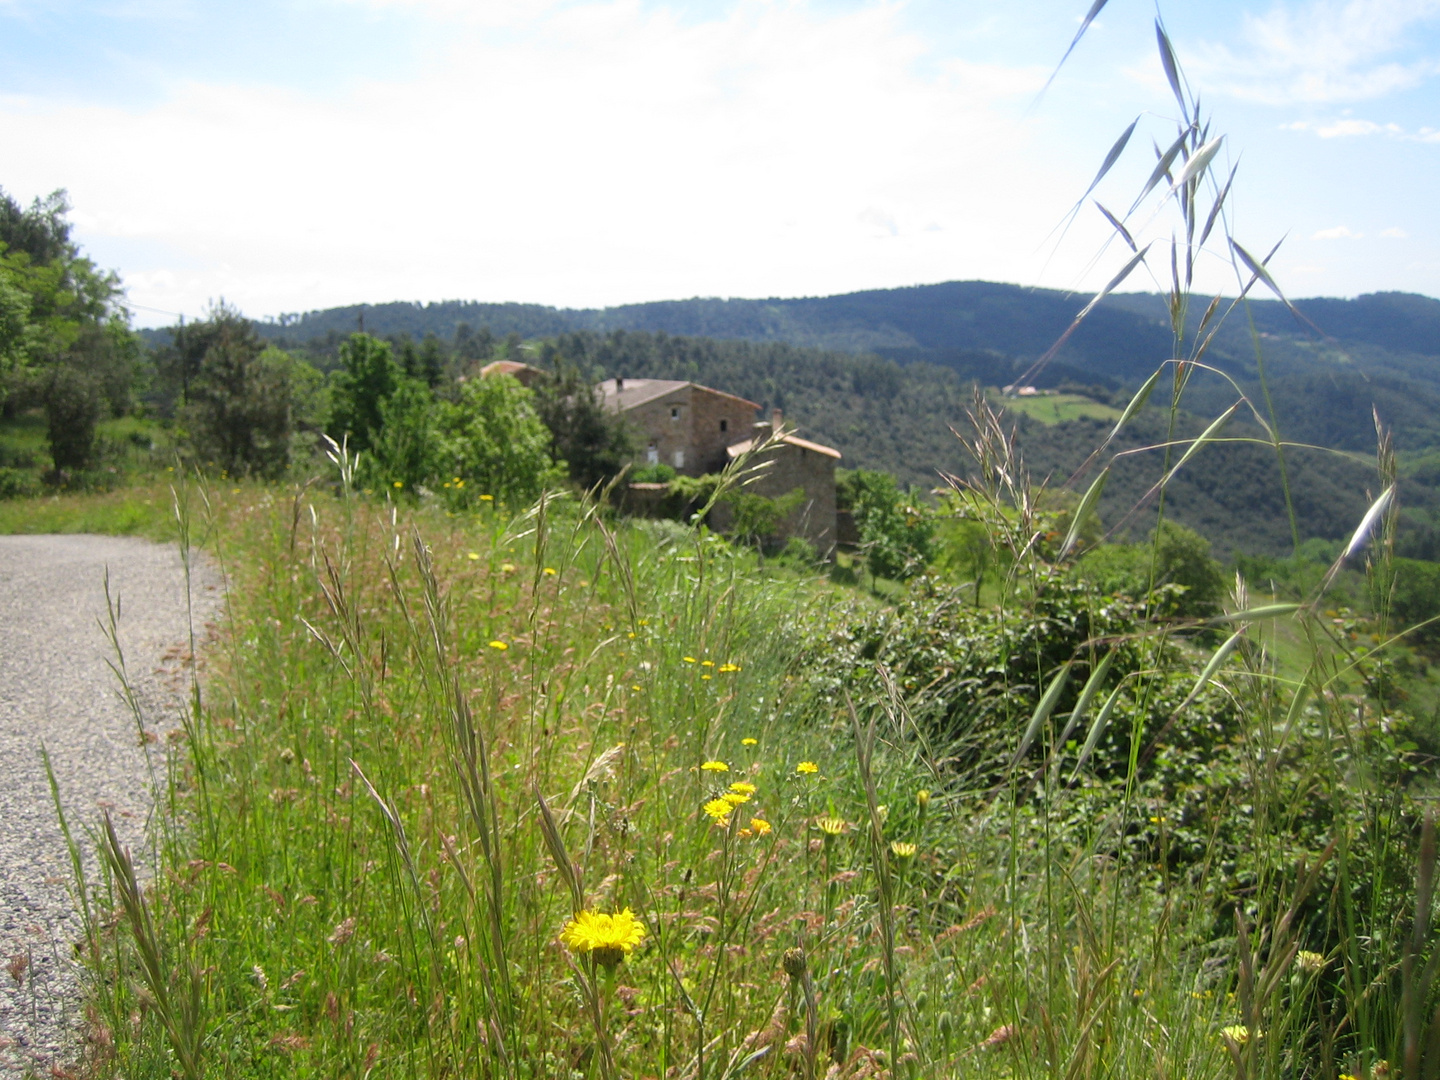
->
[0,535,222,1077]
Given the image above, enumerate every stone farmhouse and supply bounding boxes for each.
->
[596,378,841,553]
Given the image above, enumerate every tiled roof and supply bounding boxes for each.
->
[726,433,841,460]
[597,379,761,412]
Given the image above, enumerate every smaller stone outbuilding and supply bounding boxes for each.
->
[725,410,841,554]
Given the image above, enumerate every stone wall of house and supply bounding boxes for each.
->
[624,386,695,473]
[745,440,839,553]
[622,387,759,475]
[688,389,759,474]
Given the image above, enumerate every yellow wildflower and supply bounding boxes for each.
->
[479,493,493,501]
[816,816,846,836]
[703,798,733,825]
[630,684,642,692]
[719,663,741,673]
[741,737,758,746]
[1296,950,1327,974]
[722,791,750,807]
[701,674,712,680]
[728,782,757,796]
[500,563,516,573]
[467,552,480,561]
[796,761,819,775]
[1221,1025,1254,1045]
[701,760,729,773]
[543,567,557,576]
[890,841,917,859]
[487,640,509,651]
[700,659,714,667]
[393,480,404,488]
[559,908,646,966]
[682,656,698,664]
[750,817,772,836]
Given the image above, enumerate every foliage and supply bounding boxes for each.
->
[178,304,313,479]
[363,376,436,493]
[1075,520,1226,619]
[724,486,806,549]
[430,374,563,506]
[327,332,401,454]
[629,461,675,484]
[529,348,634,489]
[837,467,935,580]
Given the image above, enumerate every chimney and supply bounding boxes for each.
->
[771,407,783,433]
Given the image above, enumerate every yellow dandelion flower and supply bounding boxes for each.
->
[741,737,758,746]
[701,760,729,773]
[630,684,642,692]
[728,782,757,796]
[816,816,846,836]
[890,841,917,859]
[1220,1025,1253,1046]
[500,562,516,573]
[700,659,715,667]
[455,479,465,488]
[393,480,404,488]
[722,791,750,806]
[703,798,733,825]
[796,761,819,775]
[543,567,557,576]
[467,552,480,561]
[479,493,493,501]
[701,674,712,680]
[488,640,509,651]
[718,663,741,673]
[559,908,646,966]
[638,618,649,625]
[749,818,772,835]
[682,656,698,664]
[916,789,931,809]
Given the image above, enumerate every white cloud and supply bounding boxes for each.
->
[1382,226,1409,236]
[0,1,1085,324]
[1313,224,1365,238]
[1193,0,1440,104]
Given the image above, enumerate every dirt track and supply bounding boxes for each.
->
[0,535,221,1077]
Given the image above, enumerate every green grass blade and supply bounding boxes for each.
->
[1012,659,1074,767]
[1173,626,1245,715]
[1164,401,1240,482]
[1061,466,1108,558]
[1070,681,1126,779]
[1108,367,1163,443]
[1055,650,1116,749]
[1211,602,1300,624]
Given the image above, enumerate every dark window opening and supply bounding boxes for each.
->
[720,419,728,432]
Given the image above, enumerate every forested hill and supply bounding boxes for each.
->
[248,282,1440,454]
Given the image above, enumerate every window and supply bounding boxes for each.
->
[719,419,728,432]
[672,450,685,469]
[670,406,680,421]
[646,443,658,465]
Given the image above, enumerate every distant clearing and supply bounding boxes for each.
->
[988,390,1122,425]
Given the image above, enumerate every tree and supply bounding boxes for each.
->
[530,351,633,489]
[838,468,935,581]
[365,378,436,493]
[328,333,401,454]
[432,375,563,507]
[182,304,305,478]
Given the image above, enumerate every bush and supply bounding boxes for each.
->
[837,467,934,580]
[431,374,563,507]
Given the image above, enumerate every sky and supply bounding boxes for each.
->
[1,0,1437,327]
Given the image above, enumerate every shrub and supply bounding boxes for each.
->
[431,374,563,506]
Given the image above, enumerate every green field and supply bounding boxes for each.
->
[988,390,1123,425]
